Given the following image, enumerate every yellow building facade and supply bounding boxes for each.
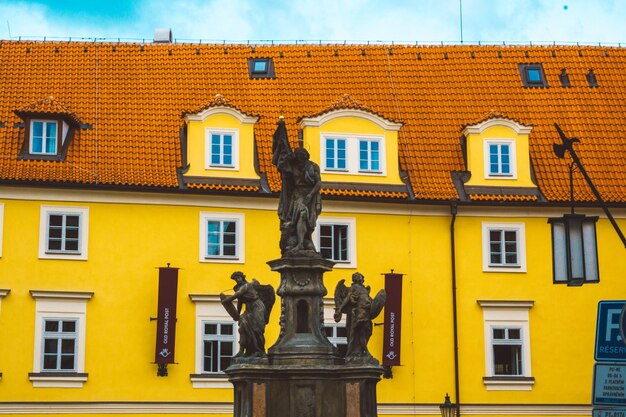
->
[0,40,625,417]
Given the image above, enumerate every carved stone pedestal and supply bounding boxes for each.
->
[227,363,383,417]
[225,255,384,417]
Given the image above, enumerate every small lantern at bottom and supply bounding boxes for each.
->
[548,214,599,286]
[440,394,456,417]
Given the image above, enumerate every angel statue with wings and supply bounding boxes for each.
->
[220,271,275,359]
[334,272,386,363]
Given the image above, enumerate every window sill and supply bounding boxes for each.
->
[484,265,526,273]
[190,373,231,389]
[39,252,88,261]
[29,372,88,388]
[483,376,534,391]
[201,256,242,264]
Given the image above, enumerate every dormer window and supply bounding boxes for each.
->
[325,138,347,170]
[359,139,381,172]
[320,134,386,175]
[485,140,516,177]
[206,129,238,170]
[30,120,59,155]
[247,58,275,79]
[519,64,548,88]
[15,97,82,162]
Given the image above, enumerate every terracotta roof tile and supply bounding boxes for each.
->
[0,42,625,202]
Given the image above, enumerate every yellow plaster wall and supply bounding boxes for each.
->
[0,195,623,411]
[465,125,535,188]
[302,116,404,185]
[185,113,259,179]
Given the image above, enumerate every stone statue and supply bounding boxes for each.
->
[272,118,322,255]
[220,271,275,359]
[333,272,386,363]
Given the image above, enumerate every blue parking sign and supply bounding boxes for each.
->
[596,301,626,362]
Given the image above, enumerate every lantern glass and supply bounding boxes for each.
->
[440,394,456,417]
[549,214,599,285]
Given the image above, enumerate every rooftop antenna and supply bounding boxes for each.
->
[6,20,11,39]
[459,0,464,43]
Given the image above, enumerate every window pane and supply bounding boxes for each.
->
[527,68,541,82]
[46,122,58,139]
[44,338,58,353]
[32,121,44,137]
[65,240,79,252]
[221,324,234,335]
[205,323,218,335]
[324,327,333,337]
[45,320,59,332]
[508,328,521,339]
[62,321,76,332]
[66,215,79,227]
[60,354,75,370]
[48,239,62,251]
[336,326,347,337]
[493,328,505,339]
[253,60,267,72]
[61,339,75,354]
[493,345,522,375]
[220,342,233,356]
[49,215,63,227]
[43,354,58,370]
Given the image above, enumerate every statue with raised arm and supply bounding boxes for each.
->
[272,117,322,255]
[220,271,275,360]
[334,272,386,363]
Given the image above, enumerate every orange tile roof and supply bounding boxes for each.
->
[15,96,83,126]
[299,94,401,125]
[0,41,625,203]
[186,183,260,192]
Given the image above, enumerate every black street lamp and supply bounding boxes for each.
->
[440,393,457,417]
[549,124,626,285]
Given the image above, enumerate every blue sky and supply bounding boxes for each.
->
[2,0,626,45]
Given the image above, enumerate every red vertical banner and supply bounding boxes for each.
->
[155,267,179,365]
[382,273,403,366]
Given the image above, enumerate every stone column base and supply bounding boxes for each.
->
[226,363,384,417]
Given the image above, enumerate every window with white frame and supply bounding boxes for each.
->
[30,290,93,388]
[39,206,89,260]
[189,294,238,388]
[320,134,385,175]
[359,139,381,172]
[314,217,356,268]
[199,212,244,263]
[205,129,239,170]
[30,120,59,155]
[482,222,526,272]
[478,300,534,391]
[484,139,516,179]
[202,322,236,373]
[323,298,347,356]
[42,319,78,372]
[325,138,347,170]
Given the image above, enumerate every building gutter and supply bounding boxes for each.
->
[450,199,461,417]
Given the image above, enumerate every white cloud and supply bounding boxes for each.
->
[1,0,625,44]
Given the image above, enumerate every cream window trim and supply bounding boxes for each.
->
[313,216,357,268]
[483,139,517,179]
[198,212,245,264]
[478,300,534,391]
[462,117,533,135]
[481,222,527,273]
[320,133,387,176]
[189,294,238,388]
[0,289,9,315]
[204,128,240,171]
[30,290,93,388]
[185,106,259,125]
[38,205,89,260]
[300,109,402,131]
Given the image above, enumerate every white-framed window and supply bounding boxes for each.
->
[42,318,78,372]
[478,300,534,391]
[39,206,89,260]
[199,212,244,263]
[201,322,236,373]
[205,128,239,170]
[323,298,347,356]
[358,139,381,172]
[189,294,238,388]
[324,138,347,170]
[484,139,517,179]
[314,217,356,268]
[30,120,59,155]
[30,290,93,388]
[320,133,386,176]
[482,222,526,272]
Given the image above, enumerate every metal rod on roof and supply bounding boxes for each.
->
[554,123,626,249]
[459,0,463,43]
